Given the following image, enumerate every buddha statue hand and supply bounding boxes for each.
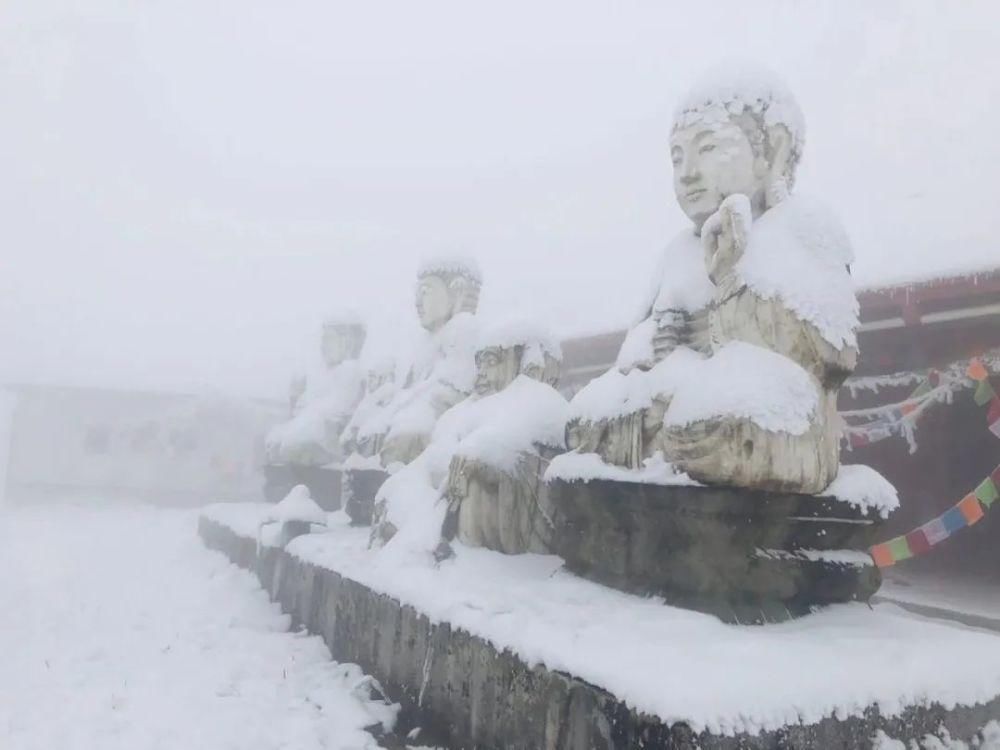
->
[702,194,751,286]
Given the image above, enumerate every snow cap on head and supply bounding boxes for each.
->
[673,64,805,187]
[417,256,482,285]
[477,318,562,386]
[477,318,562,361]
[322,309,364,330]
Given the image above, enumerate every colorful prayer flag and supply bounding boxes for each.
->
[958,494,985,525]
[975,477,999,508]
[912,382,932,399]
[870,544,895,568]
[974,379,997,406]
[905,529,931,555]
[887,536,913,562]
[941,506,967,534]
[992,464,1000,489]
[968,359,989,381]
[920,517,949,545]
[988,398,1000,438]
[900,402,917,416]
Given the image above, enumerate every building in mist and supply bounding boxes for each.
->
[1,384,282,506]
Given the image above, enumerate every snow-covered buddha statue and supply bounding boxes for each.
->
[566,69,858,494]
[443,323,566,554]
[265,315,366,467]
[372,259,482,470]
[370,320,567,555]
[339,357,396,460]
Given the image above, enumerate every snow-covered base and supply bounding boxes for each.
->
[1,503,396,750]
[202,503,1000,740]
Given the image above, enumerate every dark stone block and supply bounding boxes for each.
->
[343,468,389,526]
[262,463,343,511]
[546,478,884,623]
[197,517,1000,749]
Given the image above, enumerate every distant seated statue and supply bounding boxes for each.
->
[374,259,482,470]
[265,316,366,467]
[444,325,565,554]
[565,69,858,494]
[370,321,567,556]
[339,357,396,461]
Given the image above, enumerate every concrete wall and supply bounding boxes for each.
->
[199,517,1000,750]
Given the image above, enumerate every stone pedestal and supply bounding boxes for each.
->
[342,468,388,525]
[547,478,883,624]
[262,464,342,511]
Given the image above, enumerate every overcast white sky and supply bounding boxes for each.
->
[2,0,999,398]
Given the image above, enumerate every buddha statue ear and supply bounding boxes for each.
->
[765,123,793,209]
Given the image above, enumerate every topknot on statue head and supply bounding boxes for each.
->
[320,312,366,368]
[670,65,805,231]
[473,318,562,395]
[415,257,483,333]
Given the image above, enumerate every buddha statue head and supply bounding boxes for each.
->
[415,259,482,333]
[320,315,366,369]
[670,68,805,232]
[473,323,562,396]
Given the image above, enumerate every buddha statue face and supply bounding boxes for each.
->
[415,265,481,333]
[671,116,771,230]
[416,275,454,332]
[669,73,801,232]
[320,324,365,368]
[474,346,521,396]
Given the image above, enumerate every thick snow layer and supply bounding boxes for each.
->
[268,360,364,458]
[376,376,569,559]
[673,64,806,161]
[664,341,818,435]
[821,464,899,519]
[637,230,716,322]
[570,347,704,423]
[372,312,479,449]
[737,194,859,350]
[263,484,328,525]
[416,256,482,283]
[191,507,1000,738]
[1,503,395,750]
[476,317,562,362]
[544,451,698,486]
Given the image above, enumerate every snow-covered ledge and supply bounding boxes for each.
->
[199,503,1000,748]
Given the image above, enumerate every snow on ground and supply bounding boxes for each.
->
[0,501,396,750]
[203,503,1000,738]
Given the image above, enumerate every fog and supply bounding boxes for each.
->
[3,0,999,398]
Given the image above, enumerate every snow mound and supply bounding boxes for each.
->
[544,451,698,486]
[264,484,328,526]
[664,341,818,435]
[737,194,859,350]
[821,464,899,519]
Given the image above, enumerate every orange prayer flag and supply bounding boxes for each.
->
[900,402,917,416]
[870,544,895,568]
[967,359,989,382]
[958,493,985,525]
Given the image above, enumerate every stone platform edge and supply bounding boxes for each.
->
[197,515,999,750]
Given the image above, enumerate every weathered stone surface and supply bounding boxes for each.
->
[342,468,388,526]
[198,517,999,749]
[547,478,883,623]
[262,464,342,511]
